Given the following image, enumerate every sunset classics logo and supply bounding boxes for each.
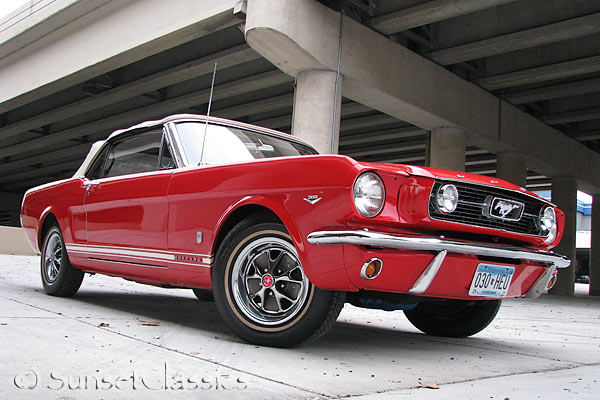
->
[14,363,248,392]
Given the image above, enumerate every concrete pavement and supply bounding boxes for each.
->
[1,254,598,399]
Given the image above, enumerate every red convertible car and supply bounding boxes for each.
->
[21,114,570,347]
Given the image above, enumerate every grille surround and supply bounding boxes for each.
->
[428,180,551,237]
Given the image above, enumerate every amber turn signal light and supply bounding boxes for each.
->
[361,258,383,280]
[546,269,558,290]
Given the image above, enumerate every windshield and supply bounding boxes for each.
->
[175,122,318,165]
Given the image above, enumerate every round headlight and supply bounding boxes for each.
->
[539,207,557,244]
[436,184,459,213]
[353,172,385,218]
[539,207,556,230]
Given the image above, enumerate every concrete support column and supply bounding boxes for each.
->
[428,127,466,171]
[590,195,600,296]
[549,176,577,296]
[496,151,527,187]
[292,70,342,154]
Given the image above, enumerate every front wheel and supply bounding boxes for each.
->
[41,225,84,297]
[404,299,501,338]
[212,216,345,347]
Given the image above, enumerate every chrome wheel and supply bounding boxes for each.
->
[40,225,84,297]
[214,218,345,347]
[43,232,62,283]
[230,236,309,326]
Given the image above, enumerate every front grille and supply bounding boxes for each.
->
[429,180,548,236]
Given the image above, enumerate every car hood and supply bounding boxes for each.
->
[357,161,552,205]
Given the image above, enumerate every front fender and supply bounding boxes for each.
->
[212,194,356,291]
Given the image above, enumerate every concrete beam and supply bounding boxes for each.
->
[476,55,600,90]
[252,115,292,130]
[216,93,293,120]
[0,0,239,112]
[499,100,600,194]
[428,13,600,66]
[575,130,600,142]
[503,78,600,105]
[340,127,425,146]
[245,0,600,191]
[383,155,424,164]
[340,115,401,132]
[365,0,516,34]
[0,70,292,159]
[353,148,487,166]
[0,159,82,185]
[344,140,425,158]
[466,158,496,167]
[4,174,73,192]
[246,0,500,136]
[0,0,112,59]
[540,107,600,125]
[0,45,259,140]
[339,102,372,116]
[0,143,92,175]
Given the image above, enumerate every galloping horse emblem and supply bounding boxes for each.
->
[494,200,521,218]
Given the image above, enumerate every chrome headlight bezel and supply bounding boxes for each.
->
[539,206,558,244]
[353,172,385,218]
[436,184,459,214]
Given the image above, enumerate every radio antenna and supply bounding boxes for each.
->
[200,62,218,165]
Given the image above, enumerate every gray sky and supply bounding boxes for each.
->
[0,0,30,19]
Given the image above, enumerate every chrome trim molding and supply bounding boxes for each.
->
[306,230,571,269]
[434,177,555,207]
[428,181,550,238]
[107,114,315,150]
[409,250,447,294]
[360,258,383,280]
[89,257,168,269]
[66,244,213,268]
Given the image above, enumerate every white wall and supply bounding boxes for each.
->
[0,226,37,255]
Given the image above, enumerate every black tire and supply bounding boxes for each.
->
[192,288,214,302]
[40,225,84,297]
[212,215,345,347]
[404,299,501,338]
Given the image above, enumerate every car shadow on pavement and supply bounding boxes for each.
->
[65,290,229,335]
[11,281,525,352]
[69,289,518,353]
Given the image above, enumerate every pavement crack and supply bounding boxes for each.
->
[332,362,600,399]
[5,296,330,398]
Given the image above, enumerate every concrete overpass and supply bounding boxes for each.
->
[1,0,599,296]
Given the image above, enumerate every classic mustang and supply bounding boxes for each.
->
[21,114,570,347]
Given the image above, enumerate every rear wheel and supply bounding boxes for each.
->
[212,216,345,347]
[41,225,84,297]
[404,299,501,338]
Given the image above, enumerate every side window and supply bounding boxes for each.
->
[104,130,162,178]
[159,134,175,170]
[85,145,110,180]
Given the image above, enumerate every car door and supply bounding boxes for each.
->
[80,128,175,276]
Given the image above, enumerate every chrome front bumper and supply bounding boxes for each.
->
[307,230,570,298]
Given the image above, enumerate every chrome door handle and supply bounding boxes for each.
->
[84,182,99,190]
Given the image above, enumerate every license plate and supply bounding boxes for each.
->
[469,264,515,298]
